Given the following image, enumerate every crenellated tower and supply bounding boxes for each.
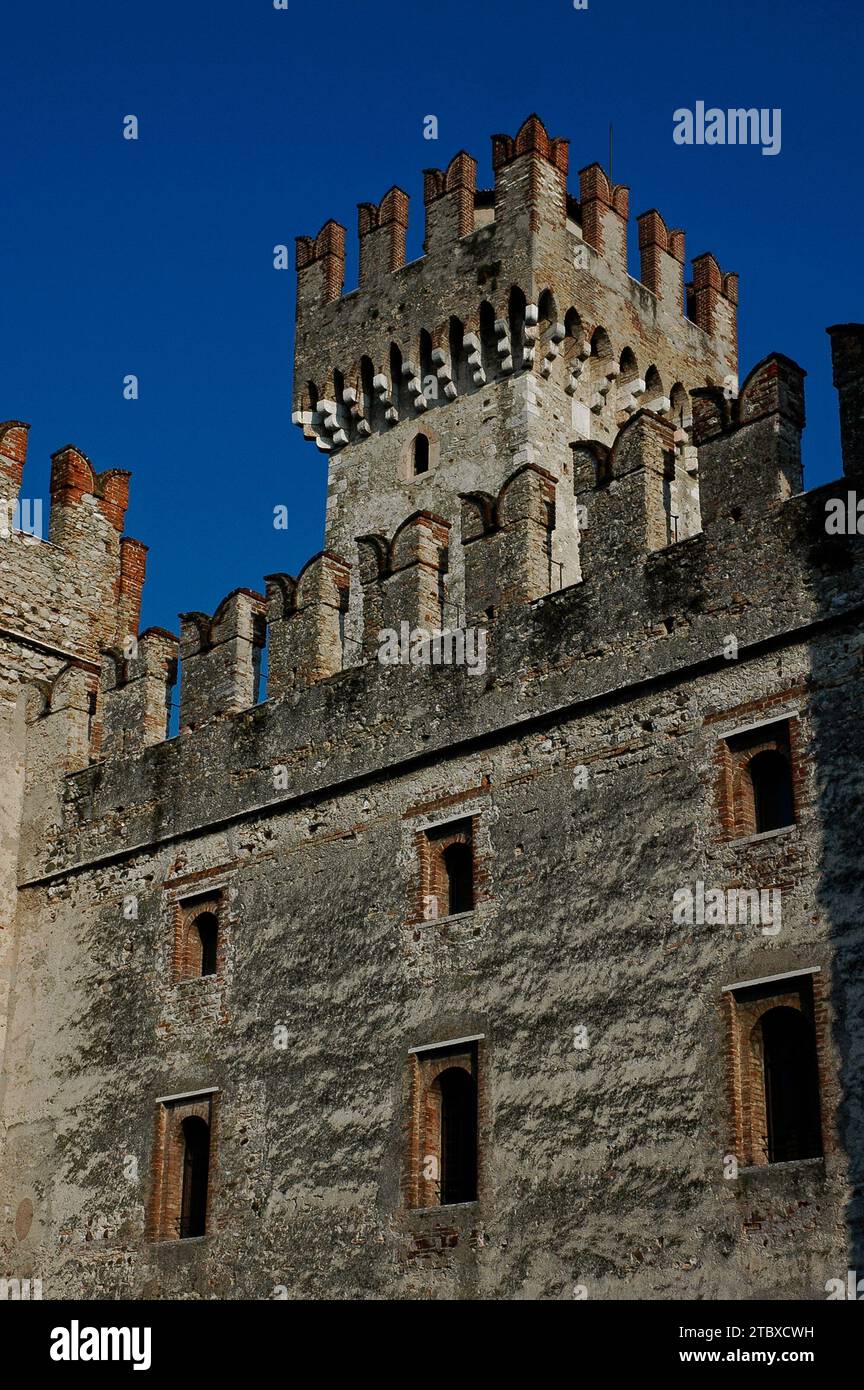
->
[293,115,737,638]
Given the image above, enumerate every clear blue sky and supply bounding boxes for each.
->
[1,0,860,635]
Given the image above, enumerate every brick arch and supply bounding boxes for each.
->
[172,893,222,983]
[731,741,794,838]
[407,1045,479,1210]
[183,908,218,978]
[725,978,826,1170]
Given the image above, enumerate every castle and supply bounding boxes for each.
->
[1,115,863,1300]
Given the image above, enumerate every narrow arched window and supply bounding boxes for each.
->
[538,288,557,337]
[412,434,430,476]
[562,307,583,380]
[758,1008,822,1163]
[438,1068,478,1204]
[176,897,222,983]
[619,346,638,385]
[645,364,662,395]
[749,750,795,833]
[179,1116,211,1238]
[443,841,473,914]
[670,382,691,432]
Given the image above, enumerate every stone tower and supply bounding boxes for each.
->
[293,115,737,648]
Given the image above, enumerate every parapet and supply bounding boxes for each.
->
[636,210,686,313]
[423,152,477,254]
[358,188,410,285]
[179,588,267,731]
[22,664,95,841]
[573,411,676,571]
[357,512,451,653]
[265,551,350,698]
[692,353,806,524]
[491,113,569,235]
[0,421,30,501]
[49,444,131,547]
[100,628,179,760]
[461,463,557,621]
[579,163,630,273]
[295,219,346,315]
[687,253,739,368]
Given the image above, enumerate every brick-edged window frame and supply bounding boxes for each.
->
[169,889,224,985]
[403,1039,485,1210]
[715,716,802,841]
[723,971,829,1169]
[414,816,478,922]
[146,1091,219,1242]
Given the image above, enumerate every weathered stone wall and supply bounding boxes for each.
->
[0,426,146,1212]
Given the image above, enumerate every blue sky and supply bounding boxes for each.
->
[1,0,860,635]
